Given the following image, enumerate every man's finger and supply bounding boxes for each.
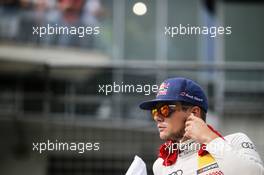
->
[186,116,192,121]
[185,120,192,127]
[185,125,191,133]
[186,113,195,121]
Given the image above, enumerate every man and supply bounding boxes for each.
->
[139,77,264,175]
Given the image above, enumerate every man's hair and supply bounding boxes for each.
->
[179,101,207,121]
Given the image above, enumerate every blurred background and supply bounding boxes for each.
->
[0,0,263,174]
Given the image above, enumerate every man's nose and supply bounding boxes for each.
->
[154,114,164,122]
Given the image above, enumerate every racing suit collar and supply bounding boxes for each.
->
[158,124,224,166]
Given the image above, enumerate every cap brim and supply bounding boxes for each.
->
[139,99,179,110]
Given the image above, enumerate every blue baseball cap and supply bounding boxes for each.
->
[139,77,208,112]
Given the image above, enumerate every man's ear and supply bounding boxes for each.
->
[191,106,201,118]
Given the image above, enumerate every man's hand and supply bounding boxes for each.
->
[183,113,219,144]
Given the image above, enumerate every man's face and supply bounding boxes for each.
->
[153,103,191,142]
